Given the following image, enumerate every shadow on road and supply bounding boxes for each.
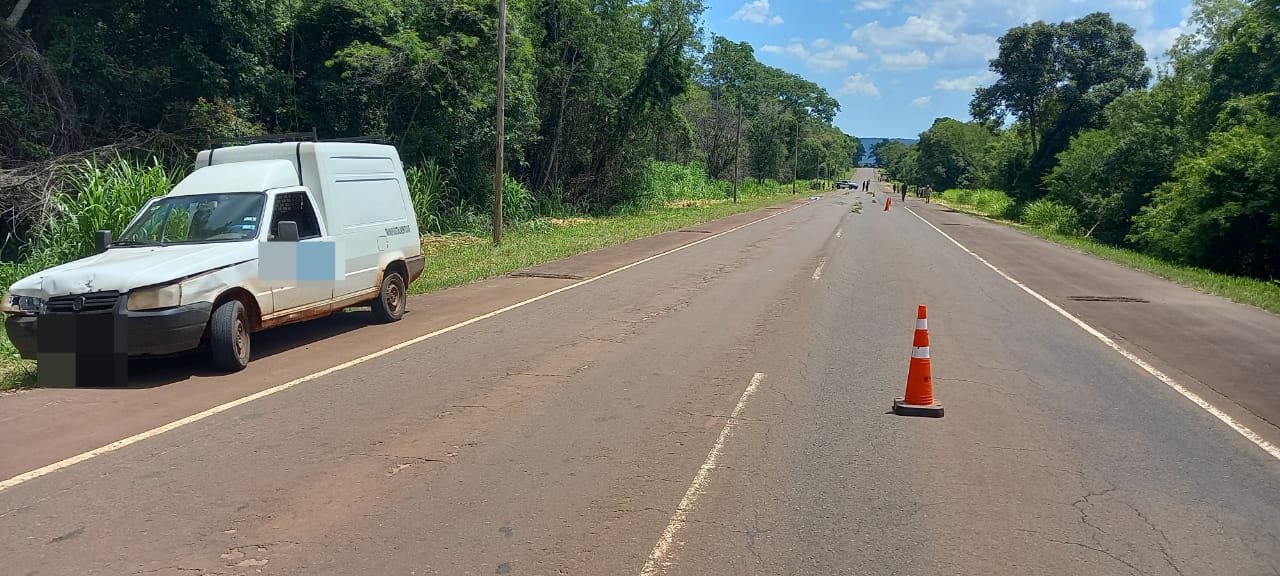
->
[65,308,379,390]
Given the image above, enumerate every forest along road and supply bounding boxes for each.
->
[2,168,1279,575]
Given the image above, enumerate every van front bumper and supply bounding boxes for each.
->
[5,302,214,361]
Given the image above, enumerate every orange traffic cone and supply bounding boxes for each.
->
[893,305,943,417]
[884,197,892,211]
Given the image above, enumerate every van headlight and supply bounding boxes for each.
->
[2,292,43,314]
[127,284,181,311]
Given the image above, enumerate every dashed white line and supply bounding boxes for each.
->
[906,206,1280,462]
[0,202,816,493]
[812,258,827,281]
[639,372,766,576]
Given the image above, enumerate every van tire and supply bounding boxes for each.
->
[210,299,250,372]
[371,270,407,323]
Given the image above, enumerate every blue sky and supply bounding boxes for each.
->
[699,0,1196,138]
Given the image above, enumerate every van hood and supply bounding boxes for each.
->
[7,242,259,299]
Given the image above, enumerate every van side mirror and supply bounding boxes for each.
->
[95,230,111,253]
[275,221,300,242]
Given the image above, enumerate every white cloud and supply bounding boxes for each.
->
[761,39,869,72]
[1137,26,1185,61]
[934,70,999,92]
[880,50,931,71]
[732,0,783,26]
[849,0,1168,54]
[853,15,957,48]
[857,0,895,10]
[761,43,809,59]
[931,34,998,69]
[809,45,871,71]
[910,96,932,108]
[839,73,881,97]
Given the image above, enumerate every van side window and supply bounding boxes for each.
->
[270,192,322,240]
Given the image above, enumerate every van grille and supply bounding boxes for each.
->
[45,291,122,314]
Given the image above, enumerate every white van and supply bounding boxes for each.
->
[2,136,425,372]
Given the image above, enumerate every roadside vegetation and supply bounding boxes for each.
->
[0,1,863,390]
[935,188,1280,315]
[875,0,1279,312]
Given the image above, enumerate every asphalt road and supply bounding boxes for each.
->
[2,168,1278,575]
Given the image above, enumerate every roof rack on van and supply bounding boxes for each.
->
[207,129,319,151]
[200,130,396,185]
[322,135,391,144]
[206,130,393,150]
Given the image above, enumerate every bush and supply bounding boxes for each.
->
[940,188,1016,219]
[1021,199,1081,236]
[971,189,1017,219]
[635,161,726,206]
[405,160,453,234]
[1,156,176,289]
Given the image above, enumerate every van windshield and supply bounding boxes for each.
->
[118,193,266,245]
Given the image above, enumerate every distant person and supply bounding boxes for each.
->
[924,185,934,204]
[900,185,907,202]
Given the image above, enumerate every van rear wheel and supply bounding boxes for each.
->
[371,270,407,323]
[210,299,250,372]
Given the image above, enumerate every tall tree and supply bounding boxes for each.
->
[698,35,756,181]
[970,21,1059,158]
[914,117,993,190]
[971,13,1149,197]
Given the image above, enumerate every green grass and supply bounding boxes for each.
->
[410,191,802,295]
[0,339,35,392]
[934,195,1280,315]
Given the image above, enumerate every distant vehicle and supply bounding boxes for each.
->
[2,134,426,372]
[835,180,858,190]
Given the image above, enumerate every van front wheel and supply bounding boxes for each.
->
[210,299,251,372]
[371,270,407,323]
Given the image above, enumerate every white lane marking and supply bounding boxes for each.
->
[639,372,766,576]
[812,258,827,281]
[906,207,1280,461]
[0,203,815,494]
[836,228,843,238]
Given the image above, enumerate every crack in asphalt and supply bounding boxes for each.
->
[226,540,303,551]
[1072,486,1119,548]
[130,567,208,575]
[744,509,773,565]
[978,443,1047,452]
[771,388,798,408]
[1063,486,1190,575]
[1123,502,1186,576]
[1018,528,1150,576]
[350,453,445,464]
[677,409,767,423]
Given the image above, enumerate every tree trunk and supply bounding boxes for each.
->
[6,0,32,27]
[540,52,576,193]
[1028,103,1039,157]
[1,19,82,155]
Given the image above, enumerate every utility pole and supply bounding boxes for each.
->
[733,101,742,204]
[493,0,507,246]
[791,119,799,194]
